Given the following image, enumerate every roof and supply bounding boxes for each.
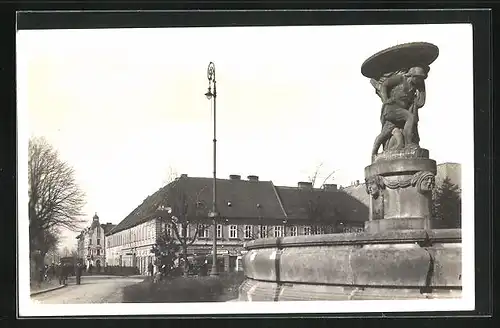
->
[341,183,370,209]
[108,176,369,236]
[101,223,116,234]
[274,186,367,223]
[107,176,287,235]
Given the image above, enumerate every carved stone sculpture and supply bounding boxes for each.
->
[362,42,439,159]
[362,42,439,232]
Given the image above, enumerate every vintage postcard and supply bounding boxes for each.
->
[17,18,475,316]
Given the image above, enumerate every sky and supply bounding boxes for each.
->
[17,24,474,251]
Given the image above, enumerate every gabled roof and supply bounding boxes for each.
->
[341,183,370,209]
[101,223,116,234]
[108,176,370,236]
[107,176,287,235]
[274,186,367,223]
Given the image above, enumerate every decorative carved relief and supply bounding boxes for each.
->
[415,171,435,193]
[365,175,385,199]
[366,171,435,197]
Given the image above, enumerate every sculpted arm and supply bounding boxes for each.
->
[415,83,426,108]
[380,75,403,104]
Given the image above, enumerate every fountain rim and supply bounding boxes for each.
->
[244,229,461,250]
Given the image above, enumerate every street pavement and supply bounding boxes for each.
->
[30,276,143,304]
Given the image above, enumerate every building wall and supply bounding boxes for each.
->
[436,163,461,189]
[105,215,363,274]
[105,219,158,274]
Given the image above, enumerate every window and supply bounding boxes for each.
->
[216,224,223,238]
[199,225,209,238]
[178,224,190,237]
[290,226,298,237]
[97,239,100,246]
[274,226,283,238]
[89,239,92,245]
[317,226,325,235]
[107,239,110,248]
[260,225,268,238]
[244,225,253,239]
[304,226,311,235]
[229,225,238,239]
[166,224,172,237]
[97,249,100,256]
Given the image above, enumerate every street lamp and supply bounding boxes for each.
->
[205,61,219,276]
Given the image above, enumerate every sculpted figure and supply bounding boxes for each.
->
[370,66,428,156]
[416,172,436,193]
[365,175,384,199]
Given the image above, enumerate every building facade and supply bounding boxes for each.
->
[76,213,116,270]
[436,162,461,189]
[105,174,367,274]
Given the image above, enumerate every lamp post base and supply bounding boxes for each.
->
[210,265,219,276]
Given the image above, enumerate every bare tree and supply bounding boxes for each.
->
[28,137,86,266]
[305,163,337,234]
[308,162,336,188]
[38,228,60,260]
[161,165,179,186]
[156,178,210,276]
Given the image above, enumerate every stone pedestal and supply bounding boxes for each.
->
[364,147,437,233]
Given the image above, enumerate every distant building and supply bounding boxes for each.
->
[105,174,368,274]
[76,213,116,269]
[340,179,370,209]
[436,162,461,189]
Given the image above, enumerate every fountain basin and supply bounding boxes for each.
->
[238,229,461,301]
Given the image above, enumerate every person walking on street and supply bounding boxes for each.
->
[56,263,63,285]
[75,262,82,285]
[148,262,154,278]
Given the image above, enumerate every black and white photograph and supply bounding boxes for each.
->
[17,16,476,316]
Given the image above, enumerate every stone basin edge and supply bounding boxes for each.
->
[243,229,461,250]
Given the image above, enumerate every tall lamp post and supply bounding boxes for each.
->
[205,62,219,276]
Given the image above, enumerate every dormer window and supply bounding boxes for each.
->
[227,201,232,207]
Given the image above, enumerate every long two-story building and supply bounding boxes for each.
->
[104,174,367,274]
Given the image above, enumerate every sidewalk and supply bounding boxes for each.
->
[30,281,66,296]
[68,274,147,280]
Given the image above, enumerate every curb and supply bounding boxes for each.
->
[30,284,66,296]
[71,275,146,280]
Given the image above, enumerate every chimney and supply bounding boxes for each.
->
[322,184,338,191]
[247,175,259,181]
[298,181,313,189]
[229,174,241,180]
[180,174,188,178]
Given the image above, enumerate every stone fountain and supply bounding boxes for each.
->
[238,42,462,301]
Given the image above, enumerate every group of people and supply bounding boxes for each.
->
[148,256,210,283]
[39,263,69,285]
[39,262,85,286]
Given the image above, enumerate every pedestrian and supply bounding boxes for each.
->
[75,262,82,285]
[148,262,154,278]
[89,263,93,275]
[56,263,63,285]
[49,263,55,282]
[60,264,68,285]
